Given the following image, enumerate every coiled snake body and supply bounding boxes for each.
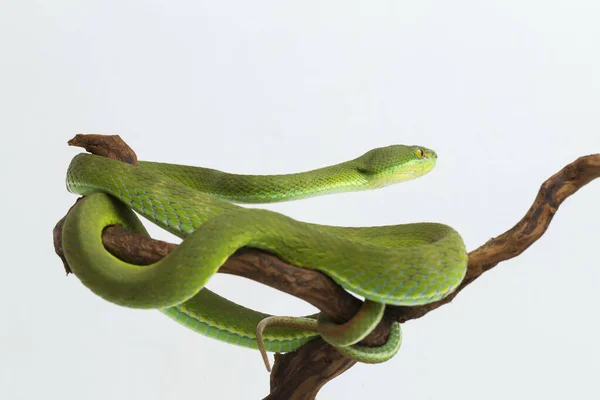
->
[62,145,468,369]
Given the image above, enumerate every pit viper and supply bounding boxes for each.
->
[61,145,468,370]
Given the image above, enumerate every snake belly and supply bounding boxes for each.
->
[61,146,468,361]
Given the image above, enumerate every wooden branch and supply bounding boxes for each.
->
[54,134,600,400]
[68,134,138,166]
[386,153,600,322]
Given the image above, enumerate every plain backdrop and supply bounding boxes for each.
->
[1,1,599,399]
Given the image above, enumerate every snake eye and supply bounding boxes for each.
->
[416,149,425,159]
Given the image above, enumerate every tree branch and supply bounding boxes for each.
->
[54,134,599,399]
[386,153,600,323]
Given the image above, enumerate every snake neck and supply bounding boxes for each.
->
[68,145,435,205]
[136,159,373,204]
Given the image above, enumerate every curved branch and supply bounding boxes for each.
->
[386,153,600,322]
[54,134,599,400]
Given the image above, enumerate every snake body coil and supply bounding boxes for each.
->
[62,145,468,366]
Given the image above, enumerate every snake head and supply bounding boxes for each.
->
[356,145,438,188]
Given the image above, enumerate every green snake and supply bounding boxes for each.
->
[61,145,468,370]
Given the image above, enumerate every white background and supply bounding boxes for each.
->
[1,1,599,399]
